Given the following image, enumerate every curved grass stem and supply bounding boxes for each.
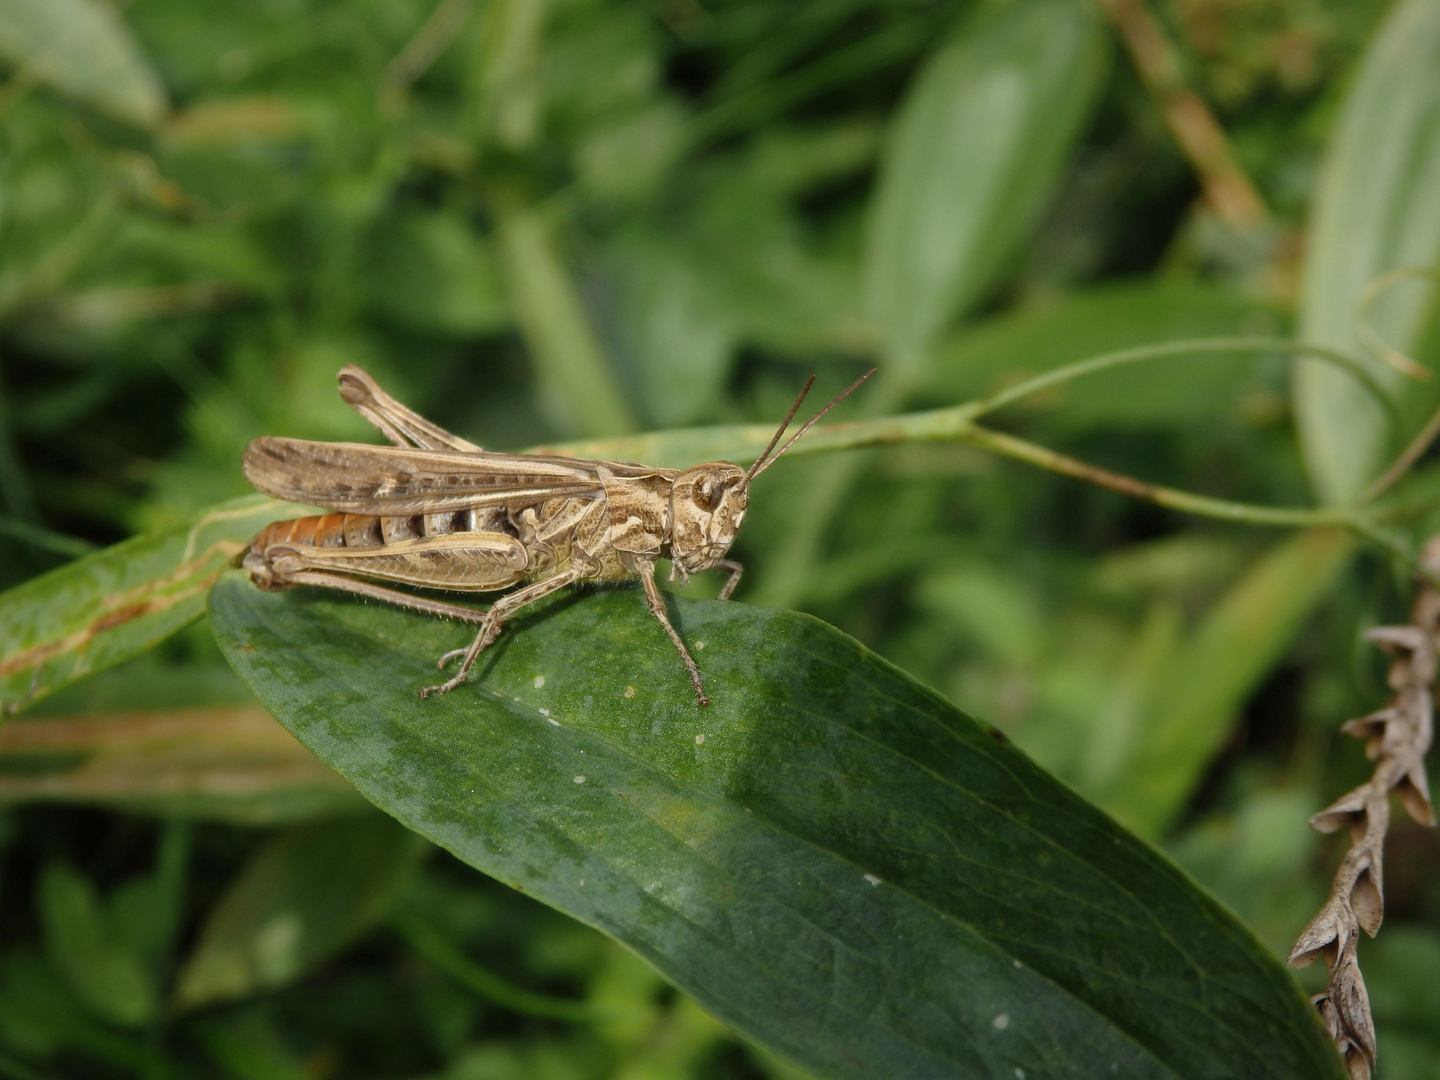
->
[538,335,1425,579]
[957,424,1360,529]
[957,336,1398,428]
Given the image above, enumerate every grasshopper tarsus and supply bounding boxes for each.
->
[239,366,874,704]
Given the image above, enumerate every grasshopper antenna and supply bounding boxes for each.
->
[746,377,814,480]
[746,368,876,481]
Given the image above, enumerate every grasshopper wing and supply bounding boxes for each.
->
[242,437,608,516]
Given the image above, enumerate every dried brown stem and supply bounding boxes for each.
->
[1098,0,1267,227]
[1289,538,1440,1078]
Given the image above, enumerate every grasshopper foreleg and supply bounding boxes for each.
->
[715,559,743,601]
[638,559,710,706]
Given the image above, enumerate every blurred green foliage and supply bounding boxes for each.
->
[0,0,1438,1076]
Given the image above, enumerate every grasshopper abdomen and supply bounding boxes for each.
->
[243,508,529,595]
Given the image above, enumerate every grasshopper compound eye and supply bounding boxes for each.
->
[693,477,723,512]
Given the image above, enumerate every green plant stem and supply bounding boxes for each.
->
[389,910,613,1022]
[957,424,1358,528]
[960,336,1399,428]
[547,406,1378,532]
[745,336,1397,605]
[493,197,638,437]
[539,330,1418,572]
[1362,393,1440,504]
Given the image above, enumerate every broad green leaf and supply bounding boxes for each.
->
[175,815,426,1009]
[0,495,303,717]
[1104,529,1355,836]
[864,0,1108,375]
[210,577,1342,1080]
[0,706,360,823]
[1295,0,1440,503]
[0,0,166,126]
[37,864,156,1028]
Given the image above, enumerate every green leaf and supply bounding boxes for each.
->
[0,0,167,126]
[1102,529,1355,837]
[0,495,301,717]
[864,0,1108,375]
[1295,0,1440,503]
[0,950,149,1069]
[37,864,157,1028]
[174,815,426,1009]
[209,576,1341,1080]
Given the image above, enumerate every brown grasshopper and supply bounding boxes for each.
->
[238,366,872,704]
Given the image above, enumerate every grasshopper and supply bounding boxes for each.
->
[238,366,872,704]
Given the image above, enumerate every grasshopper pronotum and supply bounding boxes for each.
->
[238,366,872,704]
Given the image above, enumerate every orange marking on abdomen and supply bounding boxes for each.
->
[254,513,378,550]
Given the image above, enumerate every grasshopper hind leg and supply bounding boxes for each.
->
[420,624,500,698]
[419,568,585,698]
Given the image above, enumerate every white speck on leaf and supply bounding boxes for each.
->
[624,686,636,698]
[547,717,560,727]
[863,873,881,886]
[1015,1070,1026,1079]
[992,1013,1010,1031]
[695,640,705,650]
[537,707,550,717]
[574,776,586,784]
[695,733,705,745]
[533,674,545,689]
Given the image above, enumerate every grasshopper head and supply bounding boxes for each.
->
[669,463,749,575]
[666,368,875,584]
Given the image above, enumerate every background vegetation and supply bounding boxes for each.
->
[0,0,1438,1076]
